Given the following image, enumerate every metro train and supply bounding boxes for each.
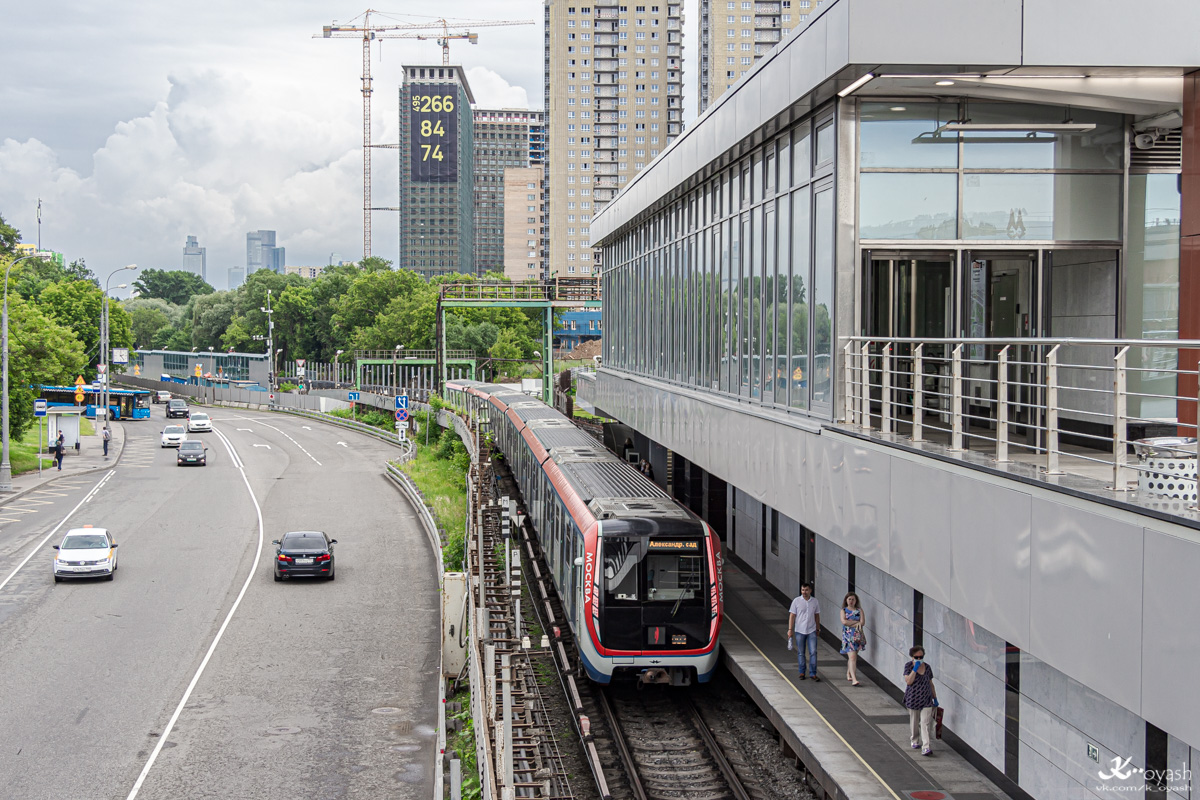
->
[444,380,723,685]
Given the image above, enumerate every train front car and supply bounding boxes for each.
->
[583,500,722,686]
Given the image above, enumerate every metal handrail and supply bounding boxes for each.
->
[844,335,1200,503]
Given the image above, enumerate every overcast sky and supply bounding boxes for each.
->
[0,1,698,292]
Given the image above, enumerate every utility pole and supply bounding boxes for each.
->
[103,265,138,436]
[261,289,275,394]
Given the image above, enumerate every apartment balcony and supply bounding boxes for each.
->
[667,45,681,56]
[756,30,782,42]
[755,1,781,12]
[594,164,619,176]
[595,86,618,98]
[754,43,777,55]
[596,34,619,44]
[596,125,618,136]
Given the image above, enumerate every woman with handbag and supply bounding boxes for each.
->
[840,592,866,686]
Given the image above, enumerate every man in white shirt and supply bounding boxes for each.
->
[787,582,822,681]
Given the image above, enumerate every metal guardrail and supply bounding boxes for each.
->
[843,335,1200,500]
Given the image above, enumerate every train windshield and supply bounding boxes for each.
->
[603,537,706,608]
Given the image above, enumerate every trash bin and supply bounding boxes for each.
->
[1132,437,1198,501]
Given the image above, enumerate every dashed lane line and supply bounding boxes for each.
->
[223,417,322,467]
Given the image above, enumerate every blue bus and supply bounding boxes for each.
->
[39,385,152,420]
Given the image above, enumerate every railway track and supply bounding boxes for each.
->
[597,685,753,800]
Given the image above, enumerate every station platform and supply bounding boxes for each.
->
[720,557,1013,800]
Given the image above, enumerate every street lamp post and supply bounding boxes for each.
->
[1,254,43,491]
[260,289,274,395]
[334,349,344,389]
[102,265,138,438]
[393,344,403,396]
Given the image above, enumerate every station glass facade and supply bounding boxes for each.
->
[601,105,840,417]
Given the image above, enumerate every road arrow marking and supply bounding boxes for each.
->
[337,442,348,447]
[302,426,312,430]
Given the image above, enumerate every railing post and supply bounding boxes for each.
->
[881,343,892,435]
[912,343,925,442]
[860,343,871,430]
[843,341,856,425]
[1113,346,1131,489]
[996,346,1010,463]
[950,344,964,451]
[1046,344,1063,474]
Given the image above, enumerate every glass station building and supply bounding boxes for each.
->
[586,2,1200,798]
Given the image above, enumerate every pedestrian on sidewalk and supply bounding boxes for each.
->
[102,426,111,457]
[54,433,65,470]
[840,592,866,686]
[787,582,821,682]
[903,645,939,756]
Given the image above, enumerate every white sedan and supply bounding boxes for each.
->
[52,526,118,582]
[187,412,213,433]
[161,425,187,447]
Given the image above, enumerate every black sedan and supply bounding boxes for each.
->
[272,531,337,581]
[177,440,208,466]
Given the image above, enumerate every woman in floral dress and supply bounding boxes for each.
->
[840,591,865,686]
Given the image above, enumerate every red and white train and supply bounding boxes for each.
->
[444,380,723,685]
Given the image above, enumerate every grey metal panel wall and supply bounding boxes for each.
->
[1022,0,1200,67]
[594,368,1200,746]
[845,0,1022,65]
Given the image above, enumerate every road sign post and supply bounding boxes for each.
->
[34,399,47,476]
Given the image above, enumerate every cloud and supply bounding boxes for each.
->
[465,67,532,110]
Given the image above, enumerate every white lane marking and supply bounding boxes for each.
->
[252,444,272,449]
[236,428,253,432]
[125,424,262,799]
[337,442,348,448]
[302,426,311,430]
[0,470,114,594]
[225,416,322,467]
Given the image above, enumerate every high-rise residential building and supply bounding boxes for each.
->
[473,108,547,275]
[398,65,476,278]
[183,235,207,282]
[698,0,813,113]
[544,0,684,277]
[502,166,547,282]
[246,230,285,275]
[228,267,245,290]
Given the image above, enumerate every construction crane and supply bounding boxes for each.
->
[316,11,535,260]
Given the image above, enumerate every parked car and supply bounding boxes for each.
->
[187,412,212,433]
[166,399,189,418]
[161,425,187,447]
[272,531,337,581]
[177,440,207,466]
[153,390,172,404]
[52,526,118,582]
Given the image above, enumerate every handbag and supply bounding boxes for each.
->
[857,630,867,650]
[935,707,945,739]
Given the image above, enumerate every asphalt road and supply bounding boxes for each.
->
[0,406,441,800]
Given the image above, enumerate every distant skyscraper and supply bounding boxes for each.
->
[228,266,245,289]
[698,0,812,113]
[246,230,285,275]
[473,108,547,275]
[545,0,683,277]
[183,235,207,282]
[398,64,476,278]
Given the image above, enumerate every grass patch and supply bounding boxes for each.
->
[448,688,481,800]
[11,420,58,476]
[400,410,470,570]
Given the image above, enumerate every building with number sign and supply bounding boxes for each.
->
[473,108,547,276]
[544,0,684,278]
[398,65,476,278]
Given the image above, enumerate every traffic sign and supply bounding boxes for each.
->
[348,391,360,401]
[395,394,409,410]
[74,390,85,403]
[395,408,409,422]
[295,359,306,367]
[97,364,107,374]
[34,399,47,417]
[74,375,86,386]
[92,380,101,392]
[297,367,306,377]
[112,348,129,364]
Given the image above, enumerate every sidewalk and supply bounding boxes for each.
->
[0,422,126,507]
[721,557,1011,800]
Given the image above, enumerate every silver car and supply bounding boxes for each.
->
[187,412,213,433]
[52,526,118,582]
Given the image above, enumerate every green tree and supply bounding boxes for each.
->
[7,296,88,439]
[0,213,19,257]
[129,305,172,350]
[39,280,133,371]
[132,269,215,305]
[489,327,526,361]
[191,291,237,349]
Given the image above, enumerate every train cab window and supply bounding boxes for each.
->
[646,551,704,603]
[604,539,643,603]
